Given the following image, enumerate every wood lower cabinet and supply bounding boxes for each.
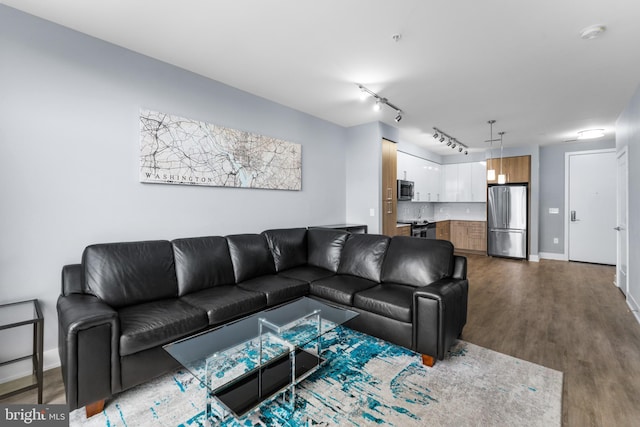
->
[449,220,487,253]
[396,224,411,236]
[436,221,450,241]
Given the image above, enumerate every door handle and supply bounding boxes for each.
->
[614,226,623,231]
[570,210,579,222]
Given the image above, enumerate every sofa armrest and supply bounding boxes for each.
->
[57,294,120,410]
[412,277,468,360]
[61,264,82,295]
[452,255,467,280]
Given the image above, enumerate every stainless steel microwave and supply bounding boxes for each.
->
[397,179,414,201]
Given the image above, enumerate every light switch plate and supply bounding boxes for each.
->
[549,208,559,214]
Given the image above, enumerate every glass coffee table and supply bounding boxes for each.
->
[164,297,358,423]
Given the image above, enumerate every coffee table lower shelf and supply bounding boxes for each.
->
[212,348,325,419]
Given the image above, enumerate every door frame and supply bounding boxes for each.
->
[564,148,616,261]
[616,146,629,295]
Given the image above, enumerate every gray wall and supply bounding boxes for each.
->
[0,5,347,370]
[616,83,640,317]
[538,139,616,255]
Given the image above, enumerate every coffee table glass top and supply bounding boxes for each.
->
[163,297,358,419]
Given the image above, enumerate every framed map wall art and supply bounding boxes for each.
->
[140,109,302,190]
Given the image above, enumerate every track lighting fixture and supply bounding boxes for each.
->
[432,127,469,155]
[357,84,404,123]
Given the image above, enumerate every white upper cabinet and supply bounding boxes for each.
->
[471,161,487,202]
[397,153,484,203]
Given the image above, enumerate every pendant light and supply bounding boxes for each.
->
[487,120,496,180]
[498,131,507,184]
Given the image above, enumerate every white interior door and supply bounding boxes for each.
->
[616,148,629,294]
[567,150,617,264]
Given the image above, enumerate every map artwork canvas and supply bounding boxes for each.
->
[140,110,302,190]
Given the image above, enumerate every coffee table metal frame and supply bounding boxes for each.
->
[164,297,358,423]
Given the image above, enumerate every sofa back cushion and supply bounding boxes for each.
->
[83,240,178,308]
[337,234,390,282]
[172,236,236,296]
[262,228,308,272]
[226,234,276,282]
[307,228,349,272]
[381,237,454,287]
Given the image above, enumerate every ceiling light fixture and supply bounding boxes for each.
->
[357,84,403,122]
[486,120,497,180]
[580,24,606,40]
[432,127,469,155]
[577,129,605,139]
[498,131,506,184]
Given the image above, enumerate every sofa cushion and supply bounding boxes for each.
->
[226,234,276,283]
[278,265,335,283]
[181,285,267,326]
[337,234,390,282]
[237,275,309,306]
[310,275,378,306]
[381,237,454,287]
[353,284,415,323]
[262,228,308,272]
[172,236,236,296]
[307,228,349,272]
[83,240,178,308]
[118,299,208,356]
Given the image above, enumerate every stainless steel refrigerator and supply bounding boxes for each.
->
[487,184,528,259]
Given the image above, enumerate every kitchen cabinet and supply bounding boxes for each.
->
[441,162,486,202]
[382,139,398,236]
[450,220,487,253]
[486,155,531,184]
[436,220,450,241]
[396,152,441,202]
[396,224,411,236]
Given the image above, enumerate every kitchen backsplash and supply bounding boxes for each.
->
[398,201,486,222]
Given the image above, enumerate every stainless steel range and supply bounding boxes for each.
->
[398,220,436,239]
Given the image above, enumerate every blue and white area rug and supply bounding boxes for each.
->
[70,327,562,426]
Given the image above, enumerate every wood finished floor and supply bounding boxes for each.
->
[2,255,640,426]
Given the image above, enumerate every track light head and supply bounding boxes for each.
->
[395,111,402,123]
[464,150,468,155]
[433,132,439,139]
[451,143,457,149]
[446,140,452,146]
[373,99,382,112]
[459,147,463,152]
[440,136,445,143]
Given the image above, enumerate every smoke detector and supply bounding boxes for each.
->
[580,25,606,40]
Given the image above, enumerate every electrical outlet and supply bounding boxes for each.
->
[549,208,559,214]
[369,208,375,217]
[553,237,559,244]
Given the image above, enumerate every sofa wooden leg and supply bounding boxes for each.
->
[85,399,105,418]
[421,354,435,367]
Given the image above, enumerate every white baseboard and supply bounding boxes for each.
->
[529,254,540,262]
[538,252,567,261]
[628,293,640,325]
[0,348,60,384]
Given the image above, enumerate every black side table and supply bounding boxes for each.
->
[0,299,44,403]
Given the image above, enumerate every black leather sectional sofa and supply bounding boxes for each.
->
[57,227,468,415]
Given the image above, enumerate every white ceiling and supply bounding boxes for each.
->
[3,0,640,155]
